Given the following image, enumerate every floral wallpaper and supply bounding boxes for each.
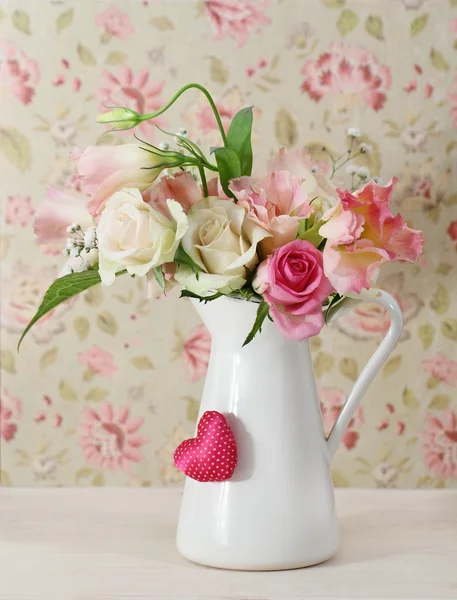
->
[1,0,457,489]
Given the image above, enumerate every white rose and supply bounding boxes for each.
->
[97,188,187,285]
[175,197,270,295]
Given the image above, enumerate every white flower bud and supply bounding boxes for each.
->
[84,226,97,250]
[347,128,361,138]
[359,143,372,154]
[357,166,371,180]
[345,164,358,175]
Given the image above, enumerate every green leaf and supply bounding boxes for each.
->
[212,147,241,198]
[418,324,435,349]
[337,10,359,37]
[313,352,335,378]
[85,387,109,402]
[131,356,154,370]
[298,219,324,247]
[75,467,93,484]
[275,107,298,148]
[0,127,31,172]
[430,284,449,314]
[0,350,16,374]
[339,357,358,381]
[18,270,112,350]
[436,262,452,275]
[96,310,117,335]
[411,13,428,36]
[242,301,269,347]
[92,472,104,487]
[383,355,402,378]
[174,246,201,280]
[77,43,97,66]
[365,15,384,40]
[150,16,174,30]
[56,8,74,33]
[402,387,420,410]
[442,318,457,341]
[74,316,90,340]
[226,107,253,176]
[430,48,449,71]
[40,347,58,372]
[152,266,165,291]
[429,394,451,410]
[12,9,31,34]
[0,470,12,486]
[59,380,77,402]
[332,469,350,487]
[105,51,127,65]
[207,56,228,85]
[180,290,222,303]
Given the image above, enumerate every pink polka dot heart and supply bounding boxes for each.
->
[174,411,238,482]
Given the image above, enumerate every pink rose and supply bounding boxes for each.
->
[95,5,134,40]
[318,386,364,450]
[76,144,169,216]
[181,324,211,382]
[0,387,22,442]
[34,187,92,249]
[5,195,34,227]
[253,239,333,341]
[231,171,313,255]
[204,0,270,47]
[78,345,117,378]
[421,408,457,479]
[447,220,457,242]
[143,171,203,217]
[319,178,424,295]
[422,354,457,387]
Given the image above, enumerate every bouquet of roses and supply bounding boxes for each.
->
[19,83,423,348]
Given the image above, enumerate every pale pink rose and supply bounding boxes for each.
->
[268,147,334,187]
[421,408,457,479]
[181,324,211,382]
[5,195,34,227]
[448,76,457,127]
[335,273,422,340]
[34,187,92,248]
[79,400,149,471]
[76,145,165,216]
[422,354,457,387]
[78,345,117,378]
[143,171,203,217]
[0,42,40,105]
[318,386,364,450]
[253,240,333,341]
[319,179,424,295]
[97,66,166,137]
[0,388,22,442]
[204,0,270,47]
[230,171,313,254]
[301,43,392,111]
[0,262,71,344]
[95,5,134,40]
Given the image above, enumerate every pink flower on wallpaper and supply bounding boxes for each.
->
[335,273,422,340]
[204,0,270,47]
[447,220,457,245]
[448,76,457,127]
[79,401,149,471]
[422,408,457,479]
[422,354,457,387]
[0,388,22,442]
[95,5,134,40]
[0,42,40,105]
[97,66,166,137]
[318,386,364,450]
[301,43,392,111]
[5,195,34,227]
[78,345,117,378]
[182,325,211,382]
[0,262,71,344]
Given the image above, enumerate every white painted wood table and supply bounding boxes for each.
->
[0,488,456,600]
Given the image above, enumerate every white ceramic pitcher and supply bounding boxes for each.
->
[176,292,403,570]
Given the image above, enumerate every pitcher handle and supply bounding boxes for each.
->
[325,290,403,459]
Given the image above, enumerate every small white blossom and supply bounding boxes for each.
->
[60,264,74,277]
[359,143,372,154]
[159,141,170,151]
[357,166,371,180]
[345,164,359,175]
[66,222,81,233]
[66,238,76,251]
[84,226,97,250]
[178,127,188,137]
[311,165,318,174]
[70,246,81,258]
[347,127,361,138]
[373,175,383,184]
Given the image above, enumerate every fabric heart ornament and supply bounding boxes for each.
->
[174,411,238,482]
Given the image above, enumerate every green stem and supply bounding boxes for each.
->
[198,164,208,197]
[139,83,227,147]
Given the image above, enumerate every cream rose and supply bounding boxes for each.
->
[175,196,270,294]
[97,188,187,285]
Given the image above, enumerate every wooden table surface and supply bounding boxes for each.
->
[0,488,456,600]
